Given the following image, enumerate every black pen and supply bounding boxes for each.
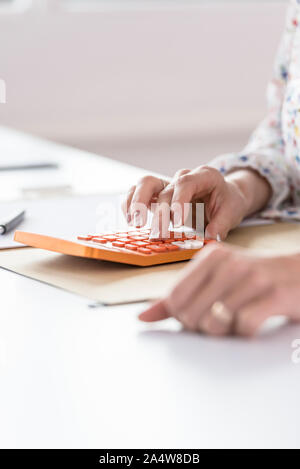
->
[0,163,59,172]
[0,209,26,235]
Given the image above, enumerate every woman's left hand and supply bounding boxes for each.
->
[139,243,300,337]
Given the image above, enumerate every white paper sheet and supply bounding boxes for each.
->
[0,193,127,249]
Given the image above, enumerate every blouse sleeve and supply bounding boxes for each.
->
[209,0,297,211]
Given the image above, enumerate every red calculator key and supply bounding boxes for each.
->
[116,238,129,243]
[150,245,167,253]
[112,241,125,248]
[148,237,165,242]
[116,232,128,236]
[151,246,167,253]
[130,241,149,247]
[92,238,107,244]
[77,235,93,241]
[137,247,152,255]
[102,235,117,241]
[125,244,138,251]
[129,236,147,241]
[165,244,180,251]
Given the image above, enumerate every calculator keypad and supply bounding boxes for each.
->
[77,229,209,255]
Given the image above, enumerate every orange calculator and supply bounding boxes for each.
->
[14,229,213,267]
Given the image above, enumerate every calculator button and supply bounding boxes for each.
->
[189,240,204,249]
[172,241,190,249]
[102,235,117,241]
[112,241,125,247]
[150,245,167,253]
[127,231,142,236]
[129,236,147,241]
[182,241,202,249]
[183,241,193,249]
[137,247,152,254]
[165,245,180,251]
[125,244,138,251]
[92,238,107,244]
[77,235,93,241]
[130,241,149,247]
[116,238,130,243]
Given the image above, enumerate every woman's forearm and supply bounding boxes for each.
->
[225,169,272,218]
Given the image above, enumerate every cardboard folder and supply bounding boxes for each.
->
[0,223,299,305]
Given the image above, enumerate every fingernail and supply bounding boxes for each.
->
[204,227,213,240]
[171,205,182,228]
[205,228,220,241]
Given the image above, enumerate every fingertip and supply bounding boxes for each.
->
[205,221,227,242]
[138,313,153,322]
[138,300,169,322]
[205,225,216,240]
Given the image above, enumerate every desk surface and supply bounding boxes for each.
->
[1,127,300,449]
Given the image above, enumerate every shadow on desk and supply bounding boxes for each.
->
[138,321,300,377]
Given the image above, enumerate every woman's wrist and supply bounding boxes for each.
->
[225,168,272,218]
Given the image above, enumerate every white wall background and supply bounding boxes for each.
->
[0,0,288,174]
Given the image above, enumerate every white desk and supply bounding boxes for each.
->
[1,128,300,449]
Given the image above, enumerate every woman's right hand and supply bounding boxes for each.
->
[122,166,270,240]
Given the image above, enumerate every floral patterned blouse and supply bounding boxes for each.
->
[210,0,300,221]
